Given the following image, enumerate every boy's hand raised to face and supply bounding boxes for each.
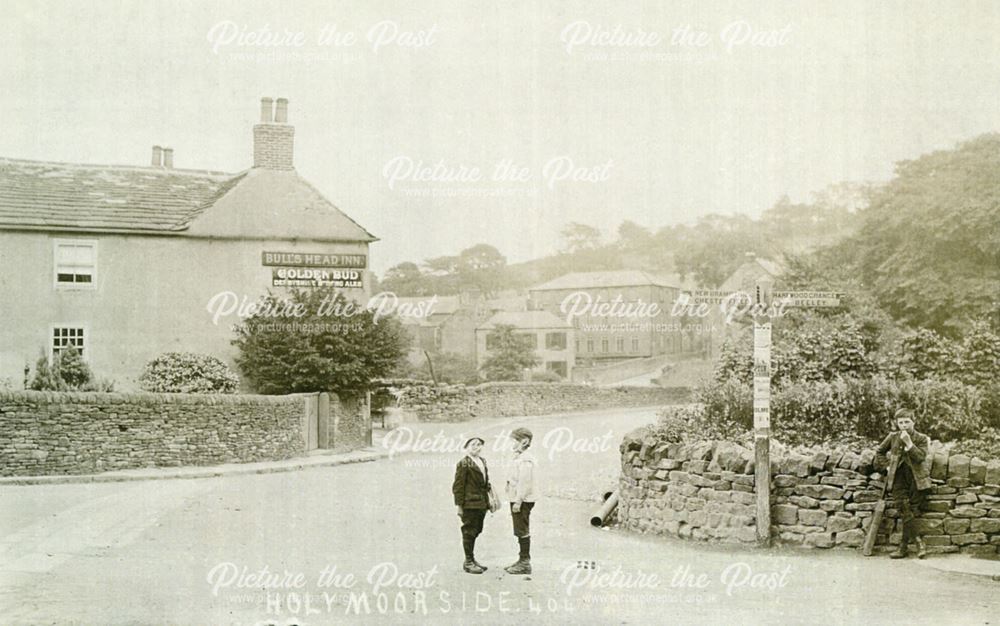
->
[899,430,913,448]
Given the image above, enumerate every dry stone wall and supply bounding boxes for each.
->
[0,390,307,476]
[618,427,1000,555]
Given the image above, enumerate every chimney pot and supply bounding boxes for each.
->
[260,97,274,123]
[274,98,289,123]
[163,147,174,169]
[151,145,162,167]
[253,97,295,170]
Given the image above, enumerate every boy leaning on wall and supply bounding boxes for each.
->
[504,427,537,575]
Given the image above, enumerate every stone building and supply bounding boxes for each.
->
[528,270,691,366]
[475,310,575,379]
[0,97,375,389]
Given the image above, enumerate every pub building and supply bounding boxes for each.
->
[0,98,376,389]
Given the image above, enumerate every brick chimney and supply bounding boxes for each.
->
[253,97,295,170]
[162,147,174,169]
[151,145,162,167]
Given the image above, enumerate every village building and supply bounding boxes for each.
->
[718,253,785,294]
[527,270,697,366]
[396,291,528,364]
[0,97,375,389]
[474,310,575,379]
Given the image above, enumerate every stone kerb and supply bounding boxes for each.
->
[617,427,1000,555]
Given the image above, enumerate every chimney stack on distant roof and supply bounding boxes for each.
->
[253,96,294,170]
[162,147,174,169]
[151,145,163,167]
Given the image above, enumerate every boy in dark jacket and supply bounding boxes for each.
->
[875,409,931,559]
[452,437,491,574]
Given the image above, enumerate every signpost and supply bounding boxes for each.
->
[752,278,774,546]
[684,280,843,546]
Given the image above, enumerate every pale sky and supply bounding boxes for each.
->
[4,0,999,275]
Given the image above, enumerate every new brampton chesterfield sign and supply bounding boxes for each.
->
[263,251,367,288]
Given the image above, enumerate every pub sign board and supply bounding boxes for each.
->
[261,251,367,269]
[262,251,367,288]
[271,268,364,288]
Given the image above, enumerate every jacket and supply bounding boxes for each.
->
[876,429,932,491]
[453,455,491,509]
[505,451,537,503]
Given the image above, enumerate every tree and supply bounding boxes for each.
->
[852,134,1000,334]
[616,220,652,247]
[560,222,602,254]
[672,214,777,286]
[456,244,507,296]
[479,324,539,381]
[378,262,433,296]
[233,287,411,395]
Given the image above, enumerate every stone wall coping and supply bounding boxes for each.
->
[0,390,310,406]
[395,381,688,390]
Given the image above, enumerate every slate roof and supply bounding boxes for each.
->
[529,270,680,291]
[0,157,244,232]
[477,310,571,330]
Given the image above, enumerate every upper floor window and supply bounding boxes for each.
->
[517,333,538,350]
[545,332,567,350]
[54,240,97,288]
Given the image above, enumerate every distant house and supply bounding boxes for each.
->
[396,290,528,362]
[475,311,575,379]
[528,270,693,365]
[719,254,785,294]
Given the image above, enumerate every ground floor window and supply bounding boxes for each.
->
[52,326,85,358]
[546,361,567,378]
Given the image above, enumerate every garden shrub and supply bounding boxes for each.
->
[696,376,752,430]
[698,374,988,446]
[956,321,1000,386]
[28,348,111,391]
[897,377,983,441]
[139,352,239,394]
[528,370,563,383]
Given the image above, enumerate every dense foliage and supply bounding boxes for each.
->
[28,348,114,392]
[851,134,1000,334]
[394,350,481,385]
[138,352,240,394]
[233,288,411,395]
[479,324,539,381]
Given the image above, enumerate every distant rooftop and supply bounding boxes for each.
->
[477,310,571,330]
[529,270,680,291]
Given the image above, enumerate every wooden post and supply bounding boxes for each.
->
[682,281,844,548]
[753,278,774,546]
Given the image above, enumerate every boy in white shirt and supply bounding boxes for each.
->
[504,427,537,575]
